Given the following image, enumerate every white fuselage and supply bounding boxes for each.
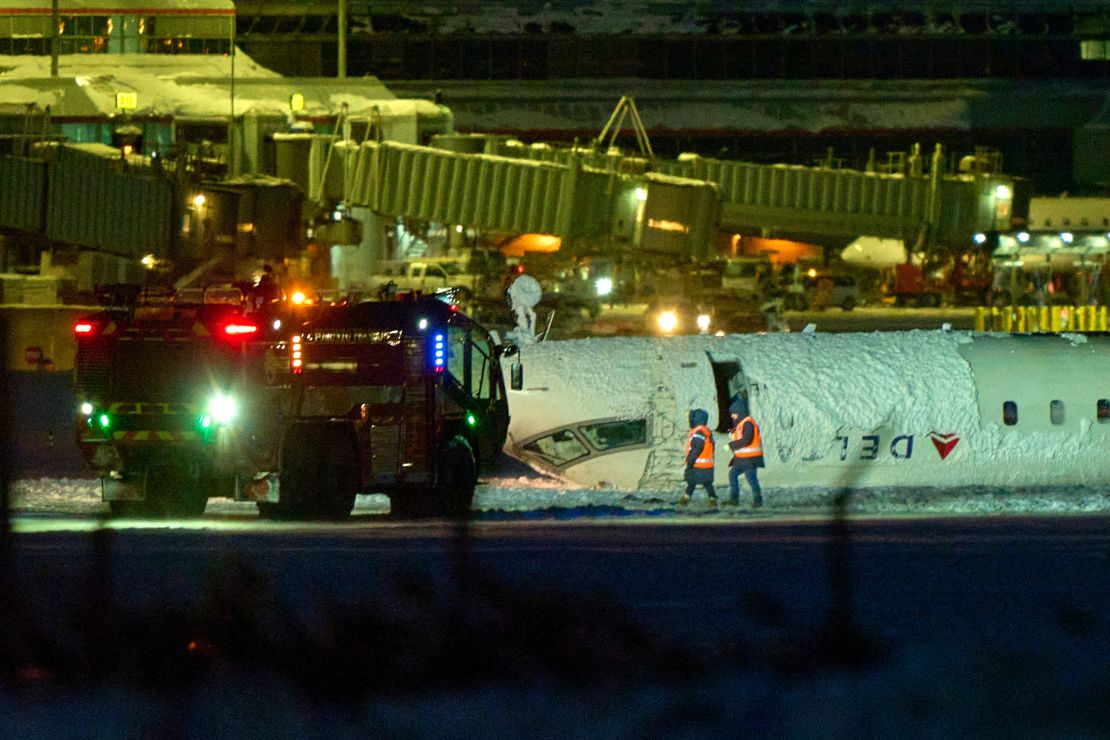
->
[502,331,1110,491]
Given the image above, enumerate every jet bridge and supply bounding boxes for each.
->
[279,133,1022,257]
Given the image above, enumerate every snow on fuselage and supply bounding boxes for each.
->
[503,331,1110,491]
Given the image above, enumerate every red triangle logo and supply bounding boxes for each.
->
[928,432,960,460]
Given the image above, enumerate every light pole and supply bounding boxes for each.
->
[228,13,236,175]
[337,0,347,79]
[50,0,58,77]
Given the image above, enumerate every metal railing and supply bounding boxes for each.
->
[975,305,1109,332]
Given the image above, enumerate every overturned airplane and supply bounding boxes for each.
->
[502,330,1110,492]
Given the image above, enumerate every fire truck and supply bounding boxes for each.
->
[271,295,510,518]
[74,287,510,519]
[73,283,290,517]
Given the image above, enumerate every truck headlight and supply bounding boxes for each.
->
[596,277,613,297]
[657,311,678,334]
[696,313,711,333]
[206,393,239,425]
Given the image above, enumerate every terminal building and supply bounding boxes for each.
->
[0,0,450,168]
[234,0,1110,196]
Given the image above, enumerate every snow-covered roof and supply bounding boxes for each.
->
[0,51,447,120]
[0,0,233,13]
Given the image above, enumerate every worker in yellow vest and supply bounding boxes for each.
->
[724,397,764,508]
[678,408,718,508]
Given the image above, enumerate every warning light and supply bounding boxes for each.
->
[221,321,259,338]
[98,414,111,430]
[291,335,303,373]
[432,333,446,372]
[74,321,95,335]
[291,291,306,305]
[466,413,477,427]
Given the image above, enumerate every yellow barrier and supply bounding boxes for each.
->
[974,305,1108,333]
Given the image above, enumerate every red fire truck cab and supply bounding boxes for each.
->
[268,296,510,518]
[73,284,288,517]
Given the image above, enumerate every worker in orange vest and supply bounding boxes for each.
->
[724,397,764,508]
[678,408,718,508]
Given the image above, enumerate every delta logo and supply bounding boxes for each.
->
[928,432,960,460]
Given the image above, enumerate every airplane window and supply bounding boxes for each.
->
[1098,399,1110,423]
[578,419,647,451]
[522,430,589,465]
[1050,400,1065,425]
[1003,401,1018,426]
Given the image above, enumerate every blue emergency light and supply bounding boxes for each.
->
[433,332,446,372]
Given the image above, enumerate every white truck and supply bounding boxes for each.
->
[370,260,485,299]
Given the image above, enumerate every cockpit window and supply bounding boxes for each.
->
[522,430,589,465]
[1003,401,1018,426]
[578,419,647,451]
[1098,399,1110,423]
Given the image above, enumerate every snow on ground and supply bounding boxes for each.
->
[9,475,1110,519]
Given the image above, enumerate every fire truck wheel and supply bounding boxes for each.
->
[108,465,207,518]
[320,434,359,520]
[108,500,157,518]
[146,465,208,517]
[389,435,476,519]
[280,424,358,520]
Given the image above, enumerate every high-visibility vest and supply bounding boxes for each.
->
[686,424,715,468]
[731,416,763,458]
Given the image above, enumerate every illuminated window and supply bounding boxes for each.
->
[1050,400,1065,425]
[1098,399,1110,423]
[1003,401,1018,426]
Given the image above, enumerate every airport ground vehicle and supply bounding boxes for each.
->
[780,266,861,311]
[75,285,508,519]
[369,260,483,299]
[721,256,773,300]
[73,284,289,517]
[277,295,510,518]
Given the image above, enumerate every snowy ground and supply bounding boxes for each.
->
[9,472,1110,521]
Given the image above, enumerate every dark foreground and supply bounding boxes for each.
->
[0,514,1107,736]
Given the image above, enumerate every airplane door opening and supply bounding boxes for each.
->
[709,356,747,433]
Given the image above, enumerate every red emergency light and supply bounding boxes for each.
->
[219,320,259,339]
[74,321,96,335]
